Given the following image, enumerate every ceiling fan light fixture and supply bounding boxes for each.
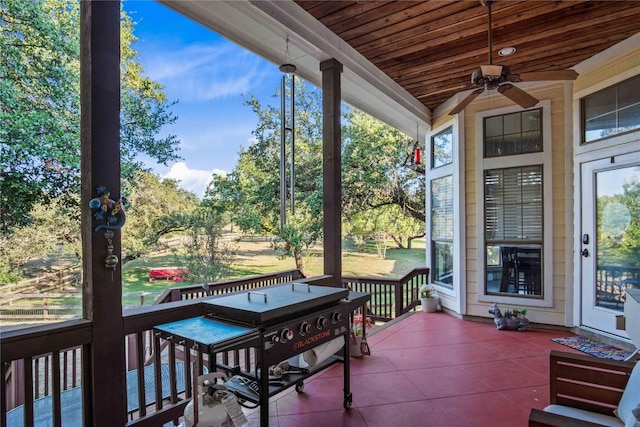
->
[498,46,516,57]
[481,64,503,79]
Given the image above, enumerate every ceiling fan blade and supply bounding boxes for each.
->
[449,88,484,115]
[498,84,539,108]
[516,70,579,82]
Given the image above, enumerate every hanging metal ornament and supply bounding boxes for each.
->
[104,230,119,270]
[88,186,125,275]
[279,35,297,230]
[279,35,297,74]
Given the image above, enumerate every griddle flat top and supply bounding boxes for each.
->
[203,283,349,324]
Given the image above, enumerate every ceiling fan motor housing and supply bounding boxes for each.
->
[472,65,511,90]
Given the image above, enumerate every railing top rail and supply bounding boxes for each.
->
[153,269,303,304]
[342,267,429,285]
[1,318,91,363]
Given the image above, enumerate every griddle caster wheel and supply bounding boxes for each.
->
[343,393,352,409]
[295,381,304,393]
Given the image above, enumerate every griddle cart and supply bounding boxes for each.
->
[153,284,370,426]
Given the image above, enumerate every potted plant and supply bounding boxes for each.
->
[419,283,439,313]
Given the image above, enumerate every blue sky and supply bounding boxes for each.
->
[124,1,284,197]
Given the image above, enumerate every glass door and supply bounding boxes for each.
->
[581,155,640,336]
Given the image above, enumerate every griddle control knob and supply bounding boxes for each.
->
[332,311,343,323]
[280,328,294,342]
[299,322,312,335]
[316,316,328,329]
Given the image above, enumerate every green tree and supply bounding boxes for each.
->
[176,203,236,284]
[210,82,425,274]
[209,80,324,275]
[597,178,640,268]
[122,171,200,262]
[342,111,425,224]
[0,0,180,231]
[345,204,423,258]
[0,195,80,284]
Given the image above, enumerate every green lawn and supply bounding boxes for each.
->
[7,237,426,309]
[121,237,425,295]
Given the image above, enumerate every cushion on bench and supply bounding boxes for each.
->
[615,361,640,425]
[543,405,623,427]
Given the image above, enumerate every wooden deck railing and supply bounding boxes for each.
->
[343,268,429,321]
[1,269,424,426]
[153,269,305,303]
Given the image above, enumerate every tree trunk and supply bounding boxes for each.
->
[390,234,405,249]
[294,249,305,276]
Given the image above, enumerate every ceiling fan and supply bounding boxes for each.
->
[449,0,579,115]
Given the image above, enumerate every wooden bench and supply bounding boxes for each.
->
[529,350,637,426]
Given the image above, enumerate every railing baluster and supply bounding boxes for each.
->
[24,357,34,426]
[1,362,8,427]
[168,342,178,404]
[183,344,191,399]
[34,357,40,399]
[135,332,146,417]
[153,336,162,411]
[63,351,68,390]
[52,350,61,427]
[44,355,50,397]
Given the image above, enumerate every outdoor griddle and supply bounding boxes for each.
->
[154,283,370,426]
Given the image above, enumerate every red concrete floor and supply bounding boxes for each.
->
[243,311,582,427]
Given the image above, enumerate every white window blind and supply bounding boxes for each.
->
[432,175,453,239]
[485,166,542,241]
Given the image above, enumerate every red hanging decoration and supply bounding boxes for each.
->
[413,147,421,164]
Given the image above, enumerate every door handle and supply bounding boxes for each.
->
[581,248,589,257]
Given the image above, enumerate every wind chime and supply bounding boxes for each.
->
[279,36,296,229]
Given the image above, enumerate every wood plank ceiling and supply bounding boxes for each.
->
[295,0,640,112]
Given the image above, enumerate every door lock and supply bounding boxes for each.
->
[581,248,589,257]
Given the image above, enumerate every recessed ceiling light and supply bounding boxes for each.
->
[498,47,516,57]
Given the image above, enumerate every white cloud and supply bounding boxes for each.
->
[163,162,227,198]
[143,43,271,102]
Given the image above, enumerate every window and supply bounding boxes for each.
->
[484,109,542,158]
[431,126,453,168]
[431,175,453,288]
[484,166,543,297]
[581,74,640,143]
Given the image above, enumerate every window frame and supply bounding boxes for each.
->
[483,165,544,298]
[426,120,464,308]
[476,100,554,308]
[580,74,640,145]
[483,108,543,158]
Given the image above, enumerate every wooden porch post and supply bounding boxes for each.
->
[80,1,126,425]
[320,59,343,287]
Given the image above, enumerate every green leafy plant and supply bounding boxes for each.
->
[419,284,436,299]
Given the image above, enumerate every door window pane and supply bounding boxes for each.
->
[595,166,640,311]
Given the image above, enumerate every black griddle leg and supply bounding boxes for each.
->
[259,344,270,426]
[343,333,352,409]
